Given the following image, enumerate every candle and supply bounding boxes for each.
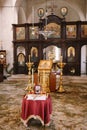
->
[29,55,30,62]
[38,70,39,84]
[32,6,34,26]
[32,68,34,84]
[43,70,45,83]
[60,55,63,62]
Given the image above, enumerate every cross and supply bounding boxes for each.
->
[47,0,57,14]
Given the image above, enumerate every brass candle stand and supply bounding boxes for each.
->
[57,61,66,93]
[25,61,34,93]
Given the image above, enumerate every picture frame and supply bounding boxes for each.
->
[81,25,87,38]
[29,26,39,39]
[45,23,61,38]
[34,85,41,94]
[67,47,75,62]
[16,27,25,40]
[60,7,68,17]
[0,50,6,67]
[66,25,76,38]
[38,60,53,70]
[30,47,38,62]
[17,53,25,66]
[37,8,44,18]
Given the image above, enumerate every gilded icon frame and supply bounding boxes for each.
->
[0,50,6,67]
[37,8,44,18]
[67,47,75,62]
[16,27,25,40]
[38,60,53,70]
[34,85,41,94]
[81,25,87,38]
[66,25,76,38]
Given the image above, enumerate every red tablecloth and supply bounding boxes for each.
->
[21,95,52,126]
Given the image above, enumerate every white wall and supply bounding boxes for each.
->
[0,6,18,70]
[86,0,87,20]
[81,45,87,74]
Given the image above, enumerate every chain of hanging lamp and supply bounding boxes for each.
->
[39,0,55,40]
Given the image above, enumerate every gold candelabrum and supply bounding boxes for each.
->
[25,55,34,93]
[57,56,66,93]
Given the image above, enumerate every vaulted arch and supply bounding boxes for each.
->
[12,0,87,23]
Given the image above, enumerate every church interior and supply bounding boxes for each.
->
[0,0,87,130]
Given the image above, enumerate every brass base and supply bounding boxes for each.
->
[25,83,34,93]
[25,84,32,91]
[57,85,65,93]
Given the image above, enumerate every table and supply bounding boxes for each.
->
[21,94,52,127]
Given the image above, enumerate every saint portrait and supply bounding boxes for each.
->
[18,53,25,66]
[31,47,38,62]
[37,8,44,18]
[67,47,75,62]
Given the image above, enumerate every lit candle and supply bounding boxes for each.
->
[29,55,30,62]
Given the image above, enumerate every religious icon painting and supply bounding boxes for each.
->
[16,27,25,40]
[29,26,39,39]
[30,47,38,62]
[81,25,87,38]
[66,25,76,38]
[67,46,75,62]
[34,85,41,94]
[37,8,44,18]
[18,53,25,66]
[0,50,6,67]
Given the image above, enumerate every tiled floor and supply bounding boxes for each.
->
[0,75,87,130]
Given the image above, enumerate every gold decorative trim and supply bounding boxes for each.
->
[21,115,45,127]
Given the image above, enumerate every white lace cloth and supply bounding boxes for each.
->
[26,94,47,100]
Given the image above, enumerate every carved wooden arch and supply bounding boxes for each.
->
[43,45,61,61]
[67,46,75,62]
[40,14,63,39]
[17,53,25,66]
[42,14,63,25]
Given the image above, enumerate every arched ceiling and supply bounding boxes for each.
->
[0,0,87,23]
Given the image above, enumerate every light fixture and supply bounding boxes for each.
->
[31,0,36,35]
[38,0,54,40]
[39,30,54,40]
